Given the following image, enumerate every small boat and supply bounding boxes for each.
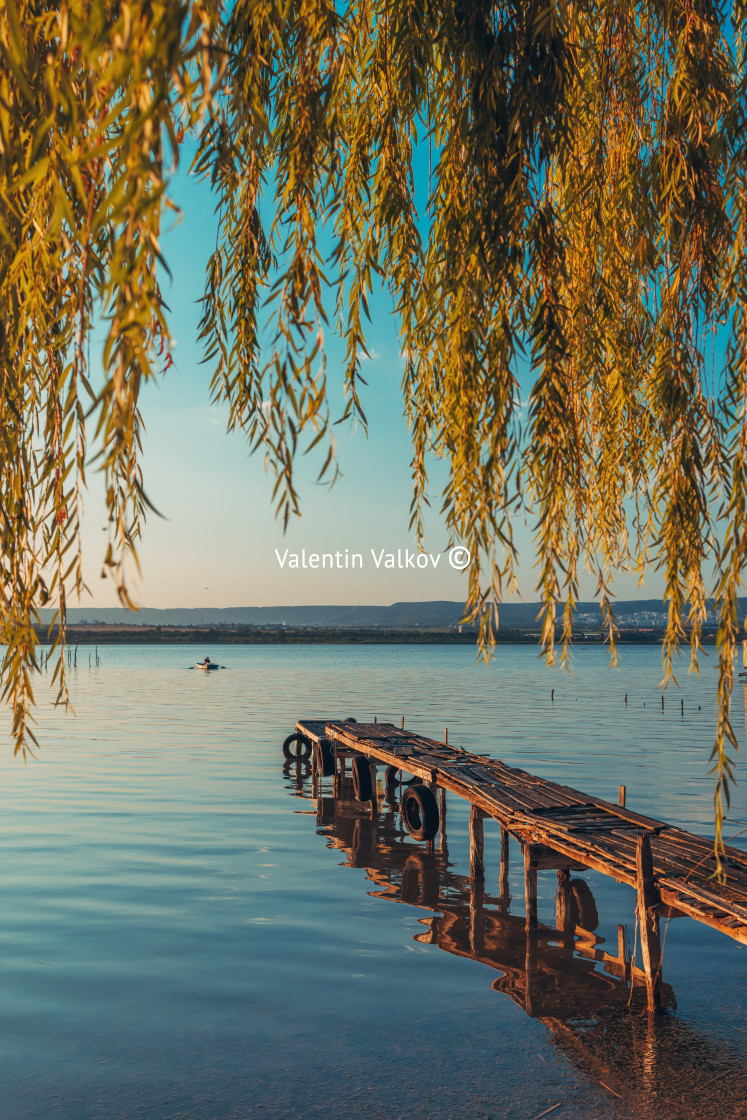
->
[197,658,219,671]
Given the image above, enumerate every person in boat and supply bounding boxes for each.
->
[203,656,212,666]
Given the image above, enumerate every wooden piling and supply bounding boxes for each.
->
[636,833,663,1013]
[469,806,485,882]
[439,787,447,849]
[619,784,626,808]
[618,923,631,985]
[500,827,510,907]
[335,754,346,798]
[524,844,539,930]
[556,869,574,952]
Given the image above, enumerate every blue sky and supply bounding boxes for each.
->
[79,152,660,611]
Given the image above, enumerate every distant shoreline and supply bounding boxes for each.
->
[34,625,707,646]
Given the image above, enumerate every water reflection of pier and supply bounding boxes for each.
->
[284,758,747,1119]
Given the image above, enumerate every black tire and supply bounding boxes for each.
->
[315,737,335,777]
[384,765,400,789]
[282,732,312,760]
[352,755,373,802]
[345,717,358,723]
[385,766,419,788]
[401,785,439,842]
[570,878,599,931]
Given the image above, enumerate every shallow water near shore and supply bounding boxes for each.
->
[1,642,746,1119]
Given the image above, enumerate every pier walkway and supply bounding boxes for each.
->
[290,717,747,1011]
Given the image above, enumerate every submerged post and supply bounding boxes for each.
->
[636,833,663,1013]
[500,827,510,908]
[524,844,540,930]
[469,806,485,882]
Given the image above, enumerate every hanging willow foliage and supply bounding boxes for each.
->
[2,0,747,864]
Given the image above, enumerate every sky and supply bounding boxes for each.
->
[78,148,661,612]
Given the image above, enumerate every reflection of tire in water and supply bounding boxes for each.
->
[315,737,335,777]
[351,817,377,866]
[556,877,599,932]
[282,732,312,760]
[352,755,373,802]
[569,878,599,931]
[401,785,439,842]
[401,853,440,908]
[317,797,336,826]
[282,758,311,787]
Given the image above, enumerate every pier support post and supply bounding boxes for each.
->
[369,763,378,818]
[556,869,574,952]
[524,844,540,931]
[469,807,485,883]
[437,787,448,851]
[618,923,631,986]
[636,833,663,1013]
[334,754,346,798]
[499,827,510,909]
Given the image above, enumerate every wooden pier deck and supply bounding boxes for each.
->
[291,716,747,1011]
[307,786,747,1116]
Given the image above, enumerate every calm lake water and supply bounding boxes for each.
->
[1,642,747,1120]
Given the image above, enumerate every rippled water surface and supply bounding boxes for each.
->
[1,642,747,1120]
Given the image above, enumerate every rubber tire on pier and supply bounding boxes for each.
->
[345,717,358,723]
[385,766,420,788]
[384,765,400,791]
[352,755,373,802]
[315,737,335,778]
[401,785,439,842]
[282,732,312,760]
[569,878,599,932]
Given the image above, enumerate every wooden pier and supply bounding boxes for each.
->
[288,717,747,1013]
[304,784,747,1116]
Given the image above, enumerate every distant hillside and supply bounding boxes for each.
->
[37,599,742,629]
